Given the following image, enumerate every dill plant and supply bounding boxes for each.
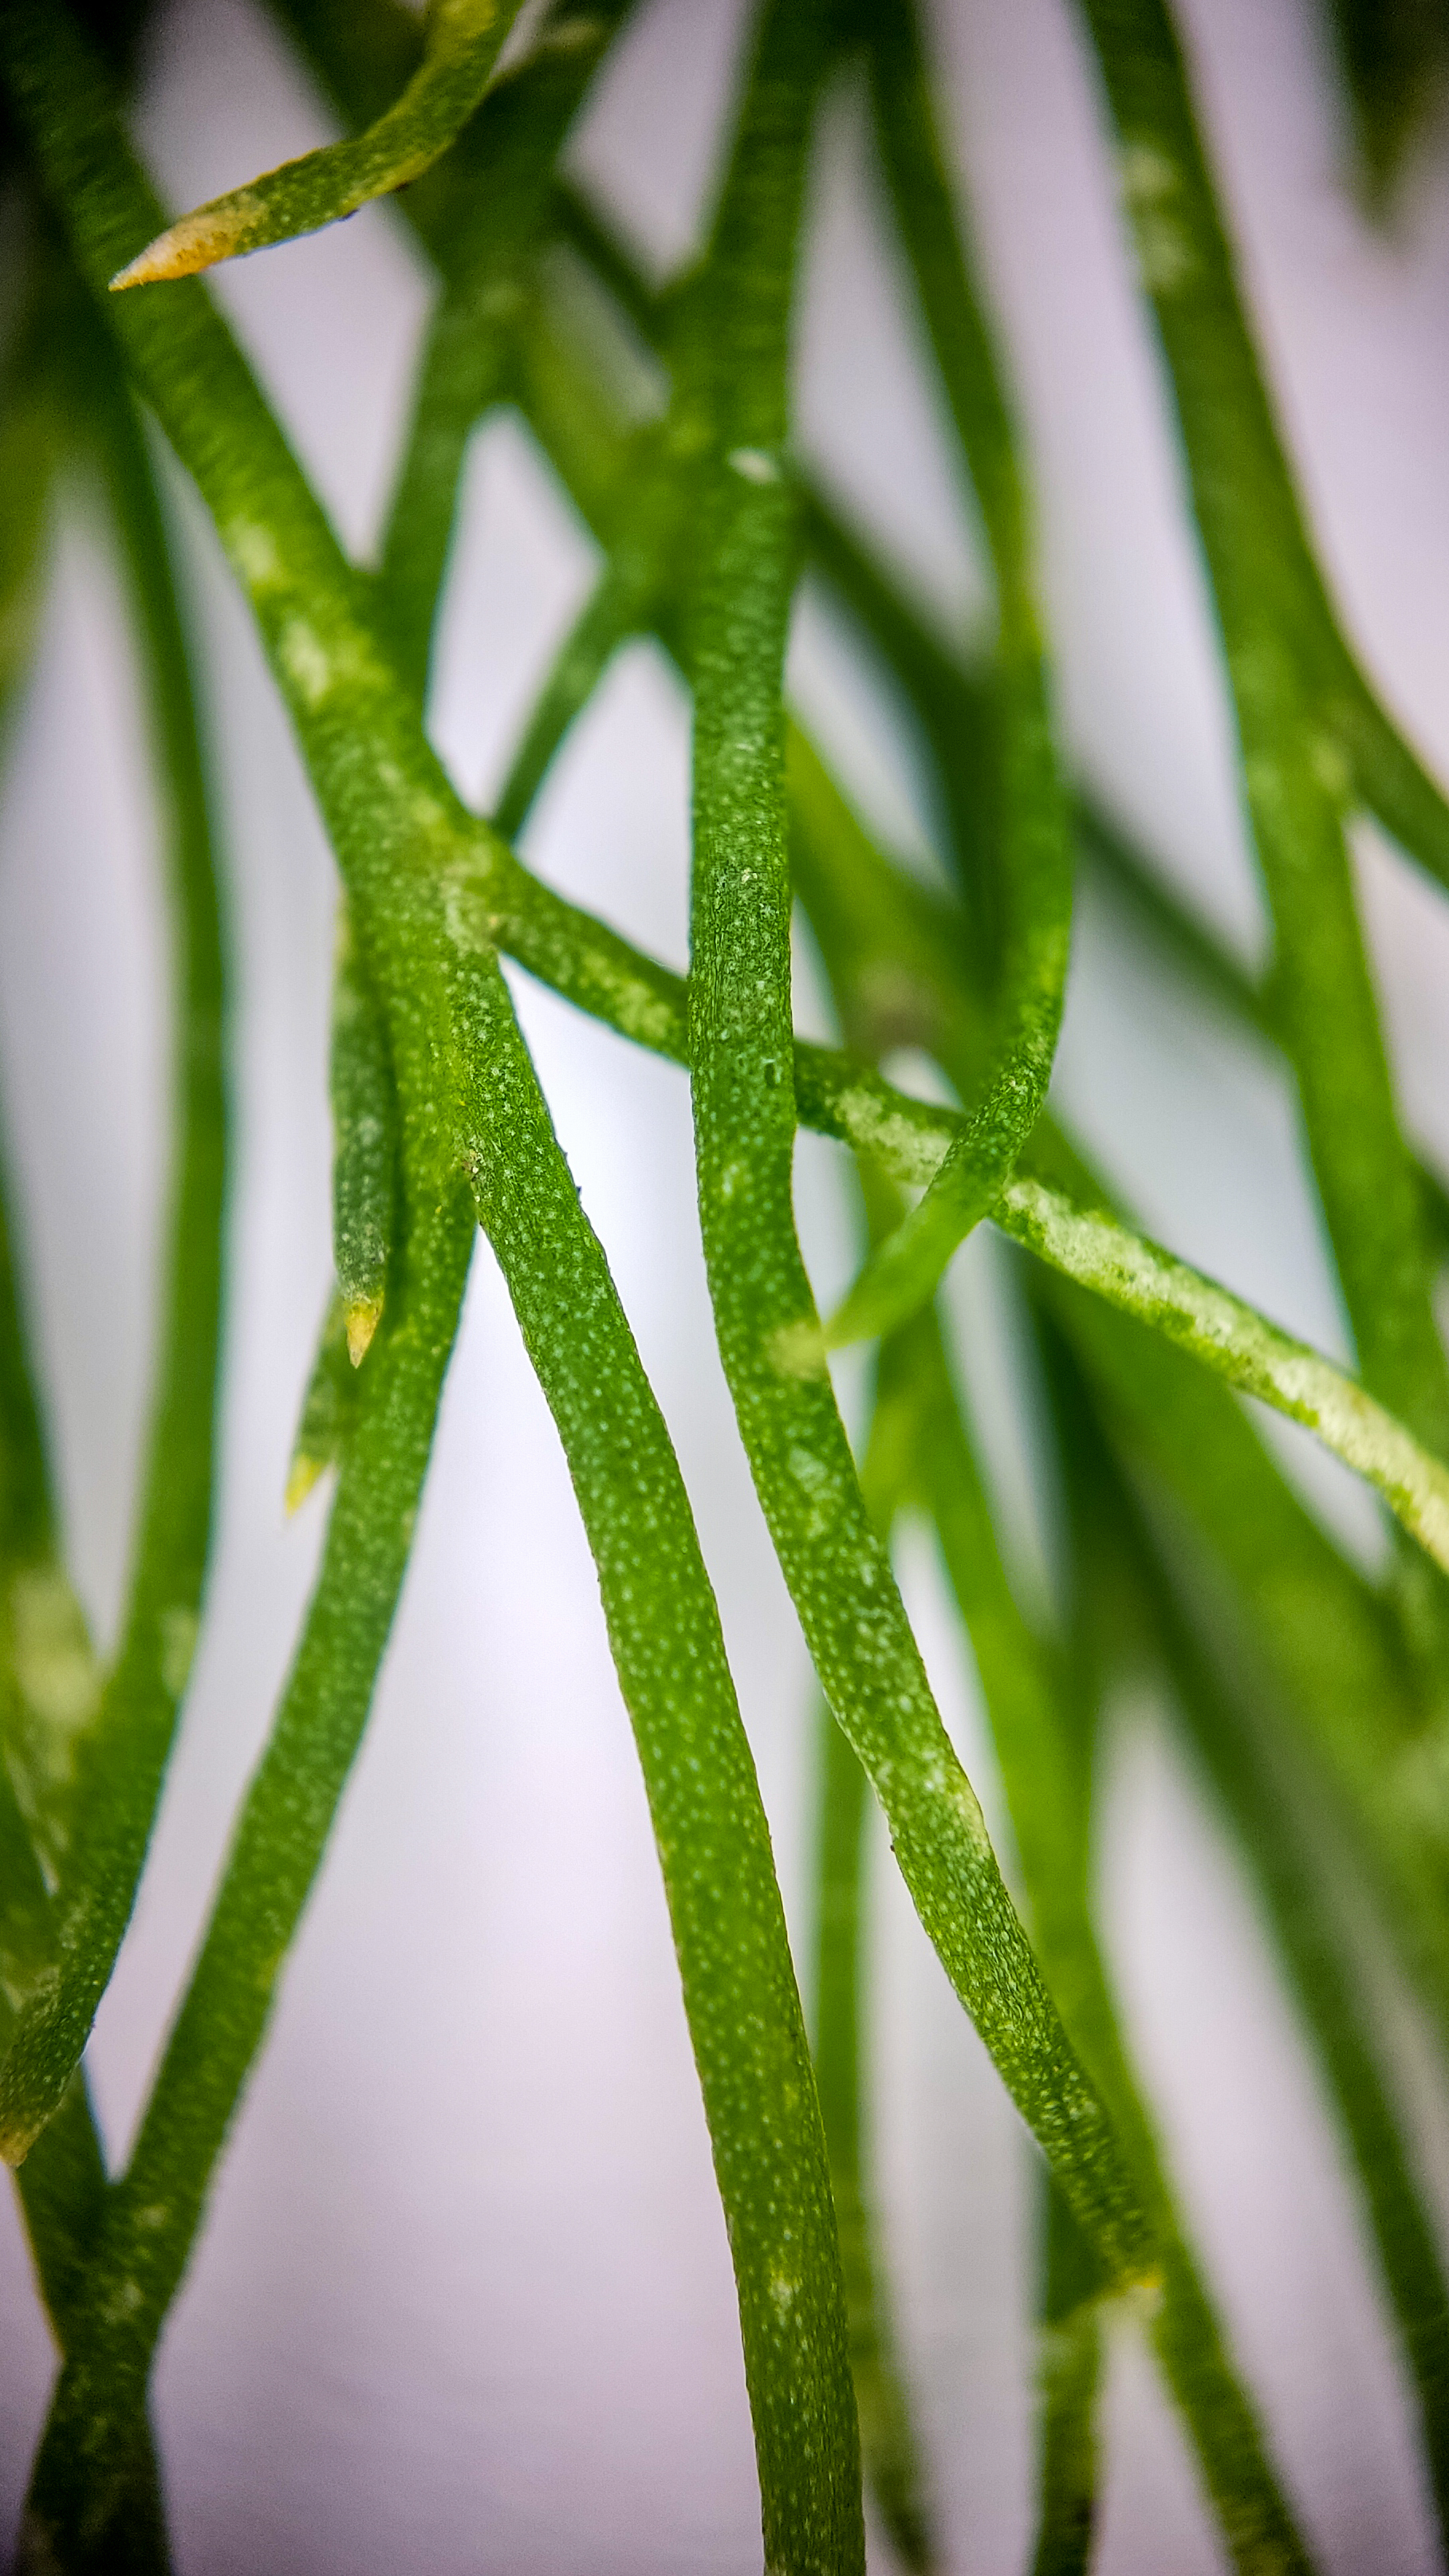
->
[0,0,1447,2567]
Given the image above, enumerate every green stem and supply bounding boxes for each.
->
[22,1186,474,2566]
[1076,0,1449,1610]
[9,24,867,2566]
[809,1316,938,2574]
[901,1282,1313,2573]
[490,514,663,842]
[683,0,1148,2287]
[824,2,1073,1350]
[1091,1418,1449,2562]
[110,0,527,287]
[0,307,230,2161]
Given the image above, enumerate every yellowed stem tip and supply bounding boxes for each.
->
[110,201,258,292]
[285,1453,325,1517]
[345,1296,384,1368]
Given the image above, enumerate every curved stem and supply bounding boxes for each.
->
[10,24,866,2566]
[825,2,1073,1350]
[0,319,230,2165]
[111,0,526,288]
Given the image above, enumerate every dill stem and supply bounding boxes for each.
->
[825,1,1073,1351]
[1056,1335,1449,2562]
[1077,0,1449,1700]
[685,0,1150,2287]
[0,317,230,2167]
[10,25,868,2566]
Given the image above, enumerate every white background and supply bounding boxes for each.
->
[3,0,1449,2564]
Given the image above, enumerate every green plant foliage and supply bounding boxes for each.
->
[0,0,1447,2566]
[108,0,528,288]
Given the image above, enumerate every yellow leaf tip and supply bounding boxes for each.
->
[109,204,251,292]
[345,1296,384,1368]
[285,1454,325,1516]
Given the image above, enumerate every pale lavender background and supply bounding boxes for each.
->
[2,0,1449,2566]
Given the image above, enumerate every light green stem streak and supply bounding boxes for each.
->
[8,22,867,2570]
[0,293,231,2166]
[109,0,526,287]
[810,1304,937,2575]
[904,1288,1313,2573]
[1077,0,1449,1540]
[508,229,1443,1984]
[783,718,1449,2043]
[1002,1175,1449,1575]
[1075,800,1449,1256]
[685,0,1148,2289]
[824,2,1073,1353]
[493,219,1449,2042]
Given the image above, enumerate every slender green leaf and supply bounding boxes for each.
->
[684,0,1149,2288]
[0,306,230,2162]
[9,26,868,2565]
[1051,1323,1449,2562]
[823,2,1073,1352]
[810,1316,937,2573]
[109,0,527,289]
[899,1280,1314,2572]
[1076,0,1449,1680]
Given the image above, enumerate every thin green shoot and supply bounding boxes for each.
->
[108,0,527,289]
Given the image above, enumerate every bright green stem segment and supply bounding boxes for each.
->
[0,313,230,2168]
[821,649,1069,1355]
[329,903,396,1365]
[1076,0,1449,1501]
[1000,1175,1449,1580]
[825,1,1073,1353]
[687,0,1148,2291]
[109,0,527,288]
[12,19,867,2567]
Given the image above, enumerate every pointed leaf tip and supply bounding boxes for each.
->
[345,1296,383,1368]
[110,203,259,292]
[285,1453,326,1516]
